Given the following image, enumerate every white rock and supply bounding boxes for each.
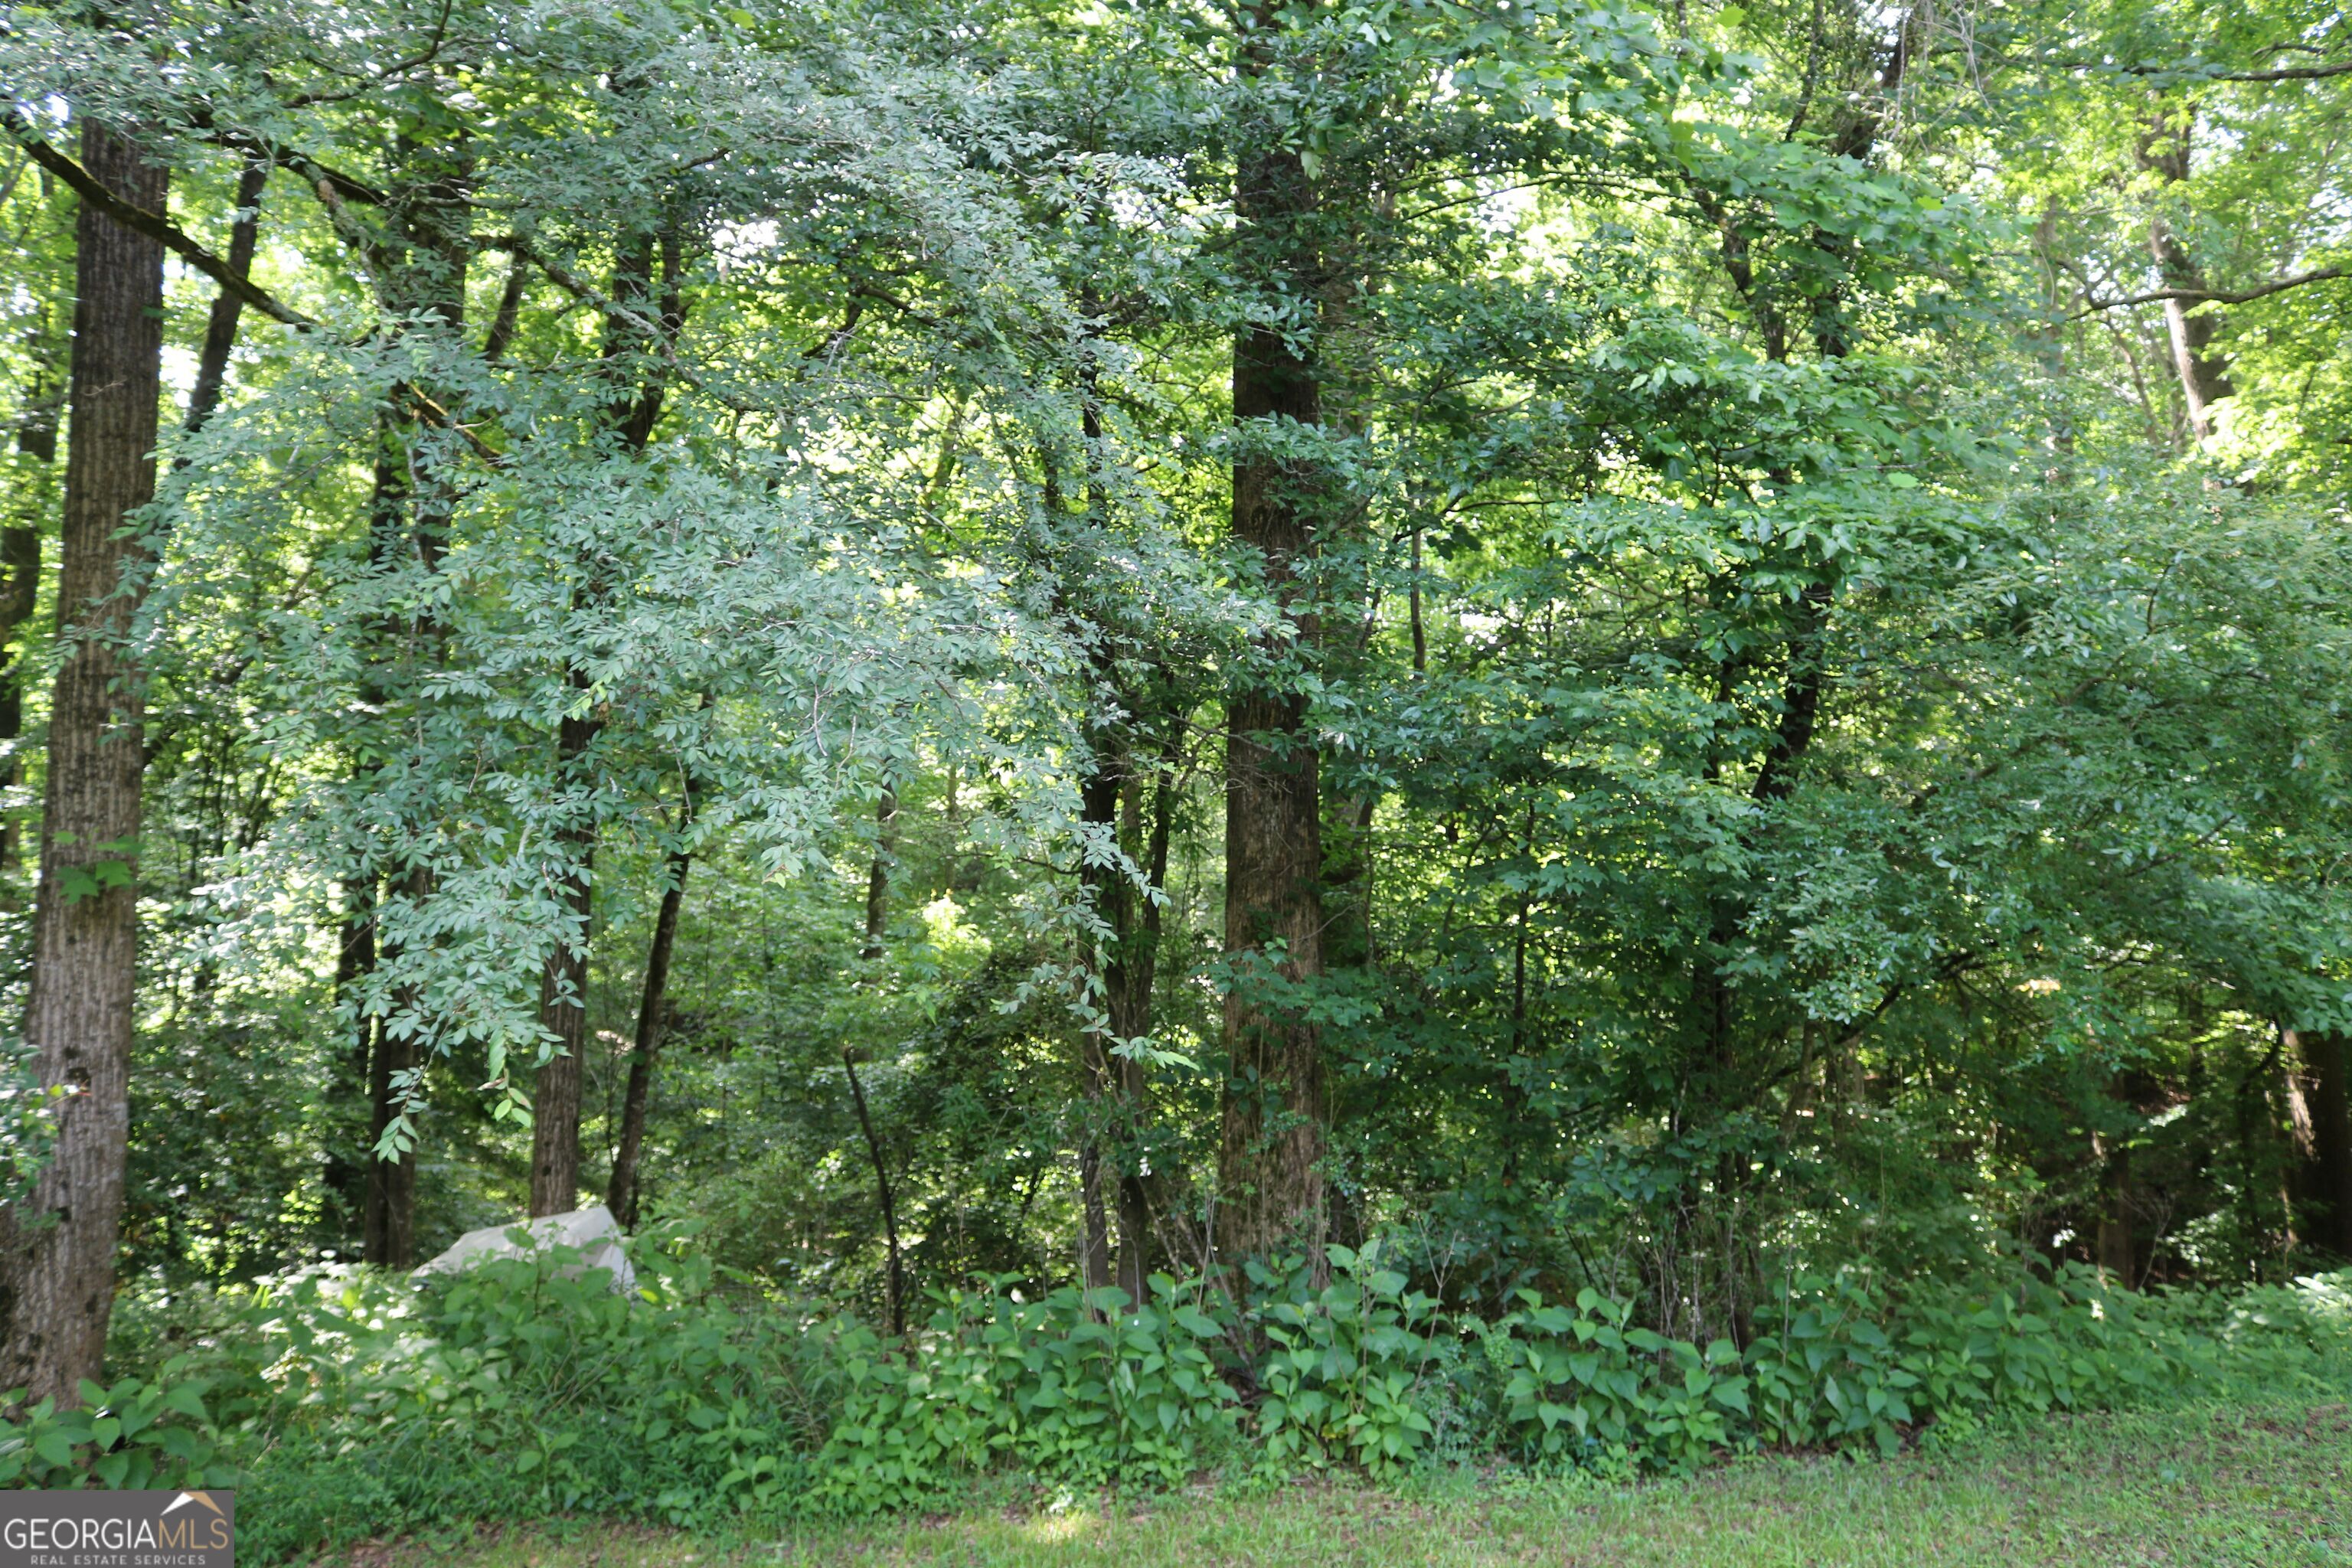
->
[413,1204,637,1293]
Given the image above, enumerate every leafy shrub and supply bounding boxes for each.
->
[1475,1263,2352,1473]
[814,1274,1237,1511]
[11,1229,844,1558]
[0,1367,236,1491]
[1492,1287,1749,1472]
[227,1238,844,1552]
[11,1234,2349,1561]
[1246,1242,1442,1477]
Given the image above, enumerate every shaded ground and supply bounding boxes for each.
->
[357,1399,2352,1567]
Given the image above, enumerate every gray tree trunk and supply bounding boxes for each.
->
[1217,15,1328,1264]
[0,121,165,1405]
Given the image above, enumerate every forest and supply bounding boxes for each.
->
[2,0,2351,1555]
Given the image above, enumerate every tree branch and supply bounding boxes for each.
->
[2072,266,2346,315]
[2032,52,2352,83]
[285,0,459,107]
[3,115,314,328]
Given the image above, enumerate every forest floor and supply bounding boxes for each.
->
[361,1397,2352,1567]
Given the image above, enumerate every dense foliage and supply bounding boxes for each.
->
[1,0,2350,1540]
[5,1238,2348,1559]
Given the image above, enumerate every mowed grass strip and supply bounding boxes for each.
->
[366,1399,2352,1568]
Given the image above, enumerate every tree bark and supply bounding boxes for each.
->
[1218,21,1328,1264]
[844,1050,903,1335]
[2137,121,2233,443]
[0,122,165,1406]
[1076,737,1128,1295]
[528,704,595,1218]
[2297,1031,2352,1258]
[359,132,470,1262]
[606,832,690,1229]
[181,158,267,440]
[860,779,897,960]
[2,190,64,883]
[529,224,678,1217]
[362,877,420,1271]
[357,428,420,1268]
[1120,738,1181,1292]
[0,498,44,884]
[2094,1132,2137,1282]
[326,878,377,1239]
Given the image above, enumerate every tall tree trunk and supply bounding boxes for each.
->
[1076,733,1128,1294]
[2093,1068,2158,1285]
[529,224,679,1218]
[2297,1031,2352,1259]
[0,122,165,1405]
[1113,731,1181,1295]
[2,192,64,886]
[844,1049,904,1335]
[2093,1132,2137,1281]
[1,180,70,889]
[1218,17,1328,1264]
[358,430,418,1268]
[360,132,470,1261]
[1063,330,1166,1299]
[606,828,690,1229]
[326,878,377,1239]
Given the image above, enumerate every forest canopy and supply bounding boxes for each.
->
[1,0,2350,1465]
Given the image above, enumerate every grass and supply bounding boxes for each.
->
[354,1398,2352,1567]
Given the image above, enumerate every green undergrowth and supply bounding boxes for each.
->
[3,1235,2347,1565]
[364,1396,2352,1568]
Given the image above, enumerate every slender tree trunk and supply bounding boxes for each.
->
[326,878,377,1238]
[2282,1031,2314,1239]
[0,122,165,1405]
[181,158,266,441]
[2093,1068,2157,1285]
[2,231,62,884]
[1119,743,1181,1293]
[364,880,420,1270]
[529,705,596,1218]
[530,225,680,1217]
[358,130,471,1260]
[860,779,897,960]
[844,1050,903,1335]
[2,177,67,884]
[1218,9,1329,1266]
[359,416,424,1268]
[1076,736,1128,1294]
[2239,1029,2291,1263]
[0,508,42,885]
[606,835,690,1229]
[2137,122,2233,443]
[2094,1132,2136,1281]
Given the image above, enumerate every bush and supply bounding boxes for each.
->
[0,1369,235,1491]
[1491,1288,1749,1472]
[1246,1242,1442,1478]
[11,1228,846,1558]
[8,1237,2348,1562]
[814,1274,1237,1511]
